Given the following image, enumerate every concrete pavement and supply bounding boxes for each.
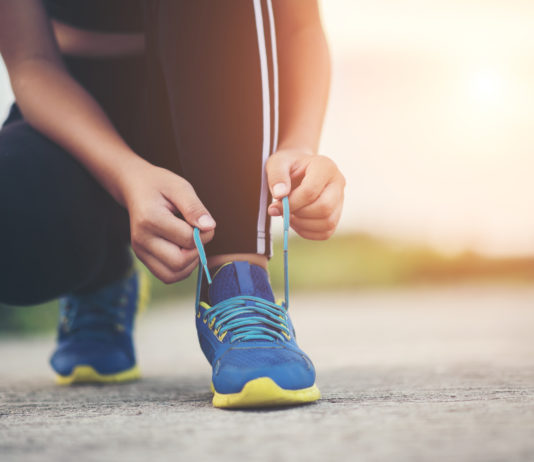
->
[1,286,534,461]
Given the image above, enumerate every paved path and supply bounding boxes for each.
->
[1,286,534,462]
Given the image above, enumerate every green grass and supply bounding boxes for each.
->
[2,232,534,335]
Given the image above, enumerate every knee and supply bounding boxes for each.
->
[0,271,45,306]
[0,124,111,304]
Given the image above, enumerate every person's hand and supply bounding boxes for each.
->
[121,162,215,283]
[266,149,345,240]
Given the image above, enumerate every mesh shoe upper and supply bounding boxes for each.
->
[50,271,141,376]
[196,261,316,394]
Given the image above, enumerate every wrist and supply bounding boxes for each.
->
[110,152,152,207]
[275,141,315,156]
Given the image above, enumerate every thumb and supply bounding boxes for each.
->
[266,152,293,199]
[168,179,216,231]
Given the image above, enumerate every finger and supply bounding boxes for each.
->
[267,166,306,216]
[134,236,198,274]
[290,208,342,233]
[291,182,342,219]
[288,156,336,213]
[143,237,199,273]
[163,178,216,231]
[147,210,196,249]
[136,248,199,284]
[293,228,335,241]
[268,203,282,216]
[266,152,295,199]
[197,228,215,245]
[149,210,215,249]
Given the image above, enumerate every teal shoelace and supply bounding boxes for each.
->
[193,197,291,343]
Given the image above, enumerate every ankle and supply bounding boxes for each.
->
[207,253,268,271]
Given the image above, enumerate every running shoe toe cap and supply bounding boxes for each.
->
[212,345,316,394]
[50,340,135,376]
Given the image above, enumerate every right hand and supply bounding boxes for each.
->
[121,162,216,284]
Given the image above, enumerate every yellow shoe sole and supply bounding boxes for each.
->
[211,377,321,408]
[56,365,141,385]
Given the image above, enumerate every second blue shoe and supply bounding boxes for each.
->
[50,270,149,385]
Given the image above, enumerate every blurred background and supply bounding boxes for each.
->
[1,0,533,333]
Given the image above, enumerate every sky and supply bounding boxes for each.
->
[1,0,533,256]
[319,0,534,256]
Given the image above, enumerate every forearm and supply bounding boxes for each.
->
[277,24,330,154]
[10,58,147,205]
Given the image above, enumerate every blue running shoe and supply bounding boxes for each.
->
[193,197,320,408]
[50,270,149,385]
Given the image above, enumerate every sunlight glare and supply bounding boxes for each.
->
[469,70,505,104]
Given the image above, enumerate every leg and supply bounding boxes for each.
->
[145,0,319,408]
[0,115,144,383]
[0,118,131,306]
[145,0,277,259]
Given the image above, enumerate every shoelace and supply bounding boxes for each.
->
[193,197,291,343]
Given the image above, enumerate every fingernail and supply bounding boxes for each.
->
[269,207,281,216]
[272,183,288,198]
[198,214,216,228]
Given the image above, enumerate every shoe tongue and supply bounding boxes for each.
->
[208,262,274,305]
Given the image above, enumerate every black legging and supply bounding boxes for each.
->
[0,0,278,305]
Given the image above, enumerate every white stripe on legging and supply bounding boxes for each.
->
[266,0,279,257]
[253,0,271,255]
[266,0,279,153]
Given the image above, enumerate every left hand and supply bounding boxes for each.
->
[266,149,345,240]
